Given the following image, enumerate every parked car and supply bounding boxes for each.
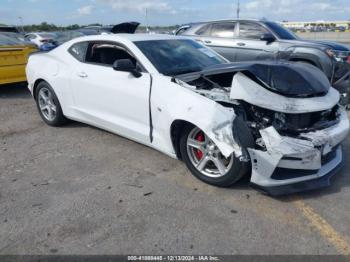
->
[24,32,56,48]
[83,25,113,34]
[0,26,20,33]
[39,23,141,52]
[0,32,27,42]
[177,19,350,106]
[26,34,349,196]
[0,34,37,85]
[84,22,140,34]
[38,31,86,52]
[336,26,346,32]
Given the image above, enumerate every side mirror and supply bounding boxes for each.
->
[260,33,275,43]
[113,59,142,78]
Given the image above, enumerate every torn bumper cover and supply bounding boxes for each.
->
[248,107,349,196]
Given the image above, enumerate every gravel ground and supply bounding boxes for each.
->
[0,84,350,255]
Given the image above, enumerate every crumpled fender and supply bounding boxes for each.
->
[150,75,242,158]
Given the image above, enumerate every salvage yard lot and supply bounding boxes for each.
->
[1,84,350,255]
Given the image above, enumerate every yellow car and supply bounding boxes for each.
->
[0,34,37,85]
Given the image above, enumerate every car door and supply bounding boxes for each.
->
[236,22,279,61]
[195,22,239,62]
[68,41,151,143]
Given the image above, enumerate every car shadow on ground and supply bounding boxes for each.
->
[0,83,32,99]
[278,158,350,202]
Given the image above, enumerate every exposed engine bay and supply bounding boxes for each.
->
[175,62,350,195]
[175,63,341,149]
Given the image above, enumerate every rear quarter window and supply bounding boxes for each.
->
[68,42,88,62]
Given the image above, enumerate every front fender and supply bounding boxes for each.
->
[151,75,242,158]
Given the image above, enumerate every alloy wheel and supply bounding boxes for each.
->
[186,127,234,178]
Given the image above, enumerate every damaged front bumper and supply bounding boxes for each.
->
[248,107,349,196]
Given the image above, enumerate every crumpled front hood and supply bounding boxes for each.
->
[245,62,331,98]
[176,62,339,113]
[230,72,340,113]
[178,62,331,98]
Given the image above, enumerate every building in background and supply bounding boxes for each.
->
[282,20,350,32]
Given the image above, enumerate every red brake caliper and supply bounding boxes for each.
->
[195,133,204,160]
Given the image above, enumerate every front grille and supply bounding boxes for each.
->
[271,147,339,180]
[271,168,318,180]
[284,106,338,131]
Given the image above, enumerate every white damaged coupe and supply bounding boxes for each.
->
[26,34,350,196]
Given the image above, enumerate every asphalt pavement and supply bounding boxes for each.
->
[0,84,350,255]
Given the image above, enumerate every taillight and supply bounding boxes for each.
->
[347,55,350,64]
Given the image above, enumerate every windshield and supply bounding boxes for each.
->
[134,39,226,76]
[264,22,298,40]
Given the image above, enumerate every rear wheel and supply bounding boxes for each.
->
[180,125,247,187]
[35,81,67,126]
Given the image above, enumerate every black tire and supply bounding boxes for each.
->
[179,124,248,187]
[35,81,67,126]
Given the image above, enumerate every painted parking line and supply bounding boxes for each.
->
[293,197,350,255]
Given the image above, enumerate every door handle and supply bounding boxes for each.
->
[204,40,212,44]
[77,72,88,78]
[237,42,246,47]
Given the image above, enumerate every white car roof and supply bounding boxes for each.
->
[70,33,189,43]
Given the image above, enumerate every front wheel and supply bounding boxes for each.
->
[179,125,248,187]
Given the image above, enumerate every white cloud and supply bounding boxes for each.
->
[77,5,94,16]
[245,1,260,10]
[242,0,350,20]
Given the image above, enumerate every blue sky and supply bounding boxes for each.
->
[1,0,350,26]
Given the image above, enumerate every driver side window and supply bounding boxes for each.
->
[85,42,137,67]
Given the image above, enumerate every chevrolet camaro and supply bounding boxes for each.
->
[26,34,350,196]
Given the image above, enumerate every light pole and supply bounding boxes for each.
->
[18,16,24,33]
[145,8,150,33]
[236,0,240,19]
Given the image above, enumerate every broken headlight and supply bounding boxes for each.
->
[242,102,339,139]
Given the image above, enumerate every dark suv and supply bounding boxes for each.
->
[176,19,350,106]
